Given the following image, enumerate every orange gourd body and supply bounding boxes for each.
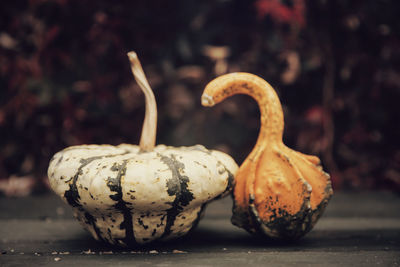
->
[202,73,333,239]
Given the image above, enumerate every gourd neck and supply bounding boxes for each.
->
[202,72,284,145]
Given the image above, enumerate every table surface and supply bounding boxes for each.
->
[0,192,399,266]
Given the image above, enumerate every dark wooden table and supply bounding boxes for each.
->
[1,192,399,266]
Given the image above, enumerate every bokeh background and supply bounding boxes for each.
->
[1,0,399,196]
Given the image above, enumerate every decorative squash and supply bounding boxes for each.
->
[48,52,238,246]
[201,72,333,240]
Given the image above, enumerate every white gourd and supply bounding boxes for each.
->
[48,52,238,246]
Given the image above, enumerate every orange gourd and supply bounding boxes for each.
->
[201,73,333,239]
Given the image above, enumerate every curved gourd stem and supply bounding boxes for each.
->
[128,51,157,152]
[202,72,284,149]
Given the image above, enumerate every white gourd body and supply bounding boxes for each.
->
[48,144,238,245]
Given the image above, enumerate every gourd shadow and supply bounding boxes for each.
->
[68,224,307,252]
[66,226,400,253]
[177,226,306,249]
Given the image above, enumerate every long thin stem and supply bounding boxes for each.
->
[127,51,157,151]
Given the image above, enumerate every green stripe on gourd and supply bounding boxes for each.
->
[48,53,238,246]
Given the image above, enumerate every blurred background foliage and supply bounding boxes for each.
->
[0,0,399,196]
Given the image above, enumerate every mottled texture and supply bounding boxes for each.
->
[48,144,238,246]
[202,73,333,240]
